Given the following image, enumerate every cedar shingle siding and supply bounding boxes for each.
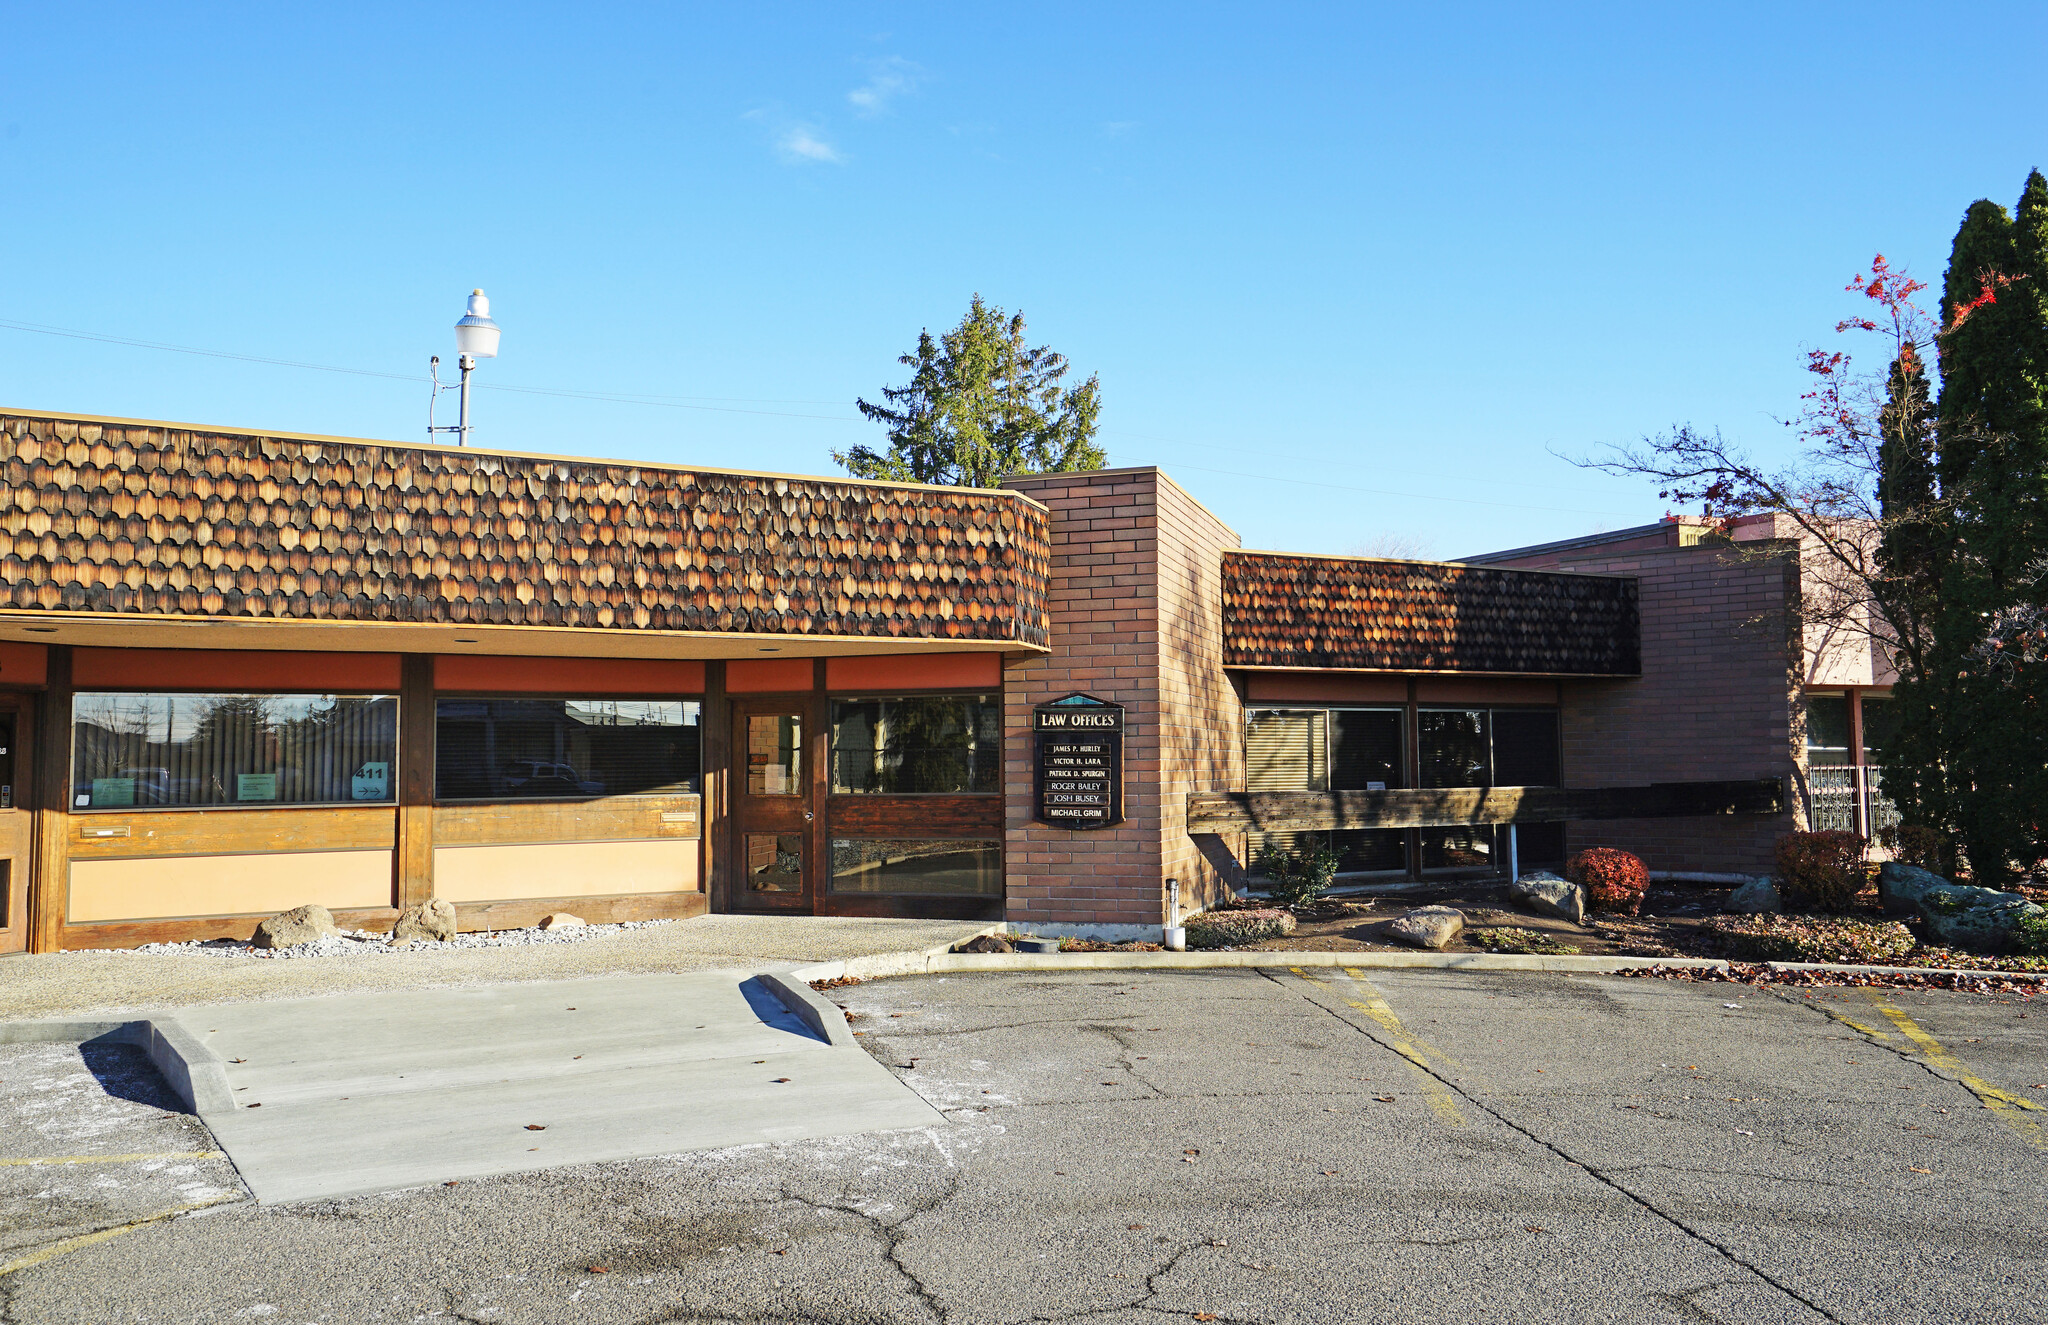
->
[0,414,1051,645]
[1221,551,1639,675]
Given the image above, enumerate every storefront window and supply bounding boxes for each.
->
[830,838,1002,895]
[435,699,701,800]
[1805,694,1851,766]
[828,694,1000,794]
[71,692,398,810]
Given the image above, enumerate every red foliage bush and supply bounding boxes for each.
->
[1774,830,1867,912]
[1568,847,1648,915]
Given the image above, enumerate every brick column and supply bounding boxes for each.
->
[1001,469,1242,928]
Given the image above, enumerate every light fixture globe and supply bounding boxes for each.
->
[453,289,501,359]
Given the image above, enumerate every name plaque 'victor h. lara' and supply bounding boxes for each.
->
[1033,692,1125,829]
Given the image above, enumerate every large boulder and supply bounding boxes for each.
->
[1509,871,1585,925]
[252,904,338,950]
[1387,906,1465,950]
[1914,883,2045,954]
[1879,862,1949,916]
[1722,877,1783,915]
[388,898,458,945]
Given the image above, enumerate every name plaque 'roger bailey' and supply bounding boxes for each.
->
[1033,692,1125,829]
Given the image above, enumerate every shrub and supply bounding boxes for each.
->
[2016,907,2048,957]
[1254,839,1340,908]
[1567,847,1648,915]
[1774,830,1867,912]
[1703,913,1914,964]
[1469,927,1580,955]
[1185,908,1297,949]
[1881,823,1947,871]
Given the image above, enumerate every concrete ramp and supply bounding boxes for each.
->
[173,972,944,1204]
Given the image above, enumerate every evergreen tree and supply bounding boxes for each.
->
[836,296,1105,488]
[1920,174,2048,879]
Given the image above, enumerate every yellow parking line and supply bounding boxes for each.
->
[0,1195,239,1278]
[0,1151,223,1168]
[1297,969,1467,1126]
[1865,995,2045,1147]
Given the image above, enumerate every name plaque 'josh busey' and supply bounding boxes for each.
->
[1033,692,1125,829]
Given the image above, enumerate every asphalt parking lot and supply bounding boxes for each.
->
[3,967,2044,1324]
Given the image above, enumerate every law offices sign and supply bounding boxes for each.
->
[1033,693,1124,829]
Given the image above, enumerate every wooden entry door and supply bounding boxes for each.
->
[732,699,816,912]
[0,700,31,953]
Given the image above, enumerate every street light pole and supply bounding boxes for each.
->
[428,290,502,446]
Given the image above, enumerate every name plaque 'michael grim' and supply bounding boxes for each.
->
[1034,693,1125,830]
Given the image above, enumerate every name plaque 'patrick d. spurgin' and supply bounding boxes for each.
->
[1033,693,1125,829]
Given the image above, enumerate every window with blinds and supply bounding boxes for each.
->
[72,692,399,810]
[1245,707,1406,876]
[1246,709,1328,791]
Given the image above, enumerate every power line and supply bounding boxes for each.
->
[2,314,1637,516]
[0,318,864,420]
[1103,453,1637,518]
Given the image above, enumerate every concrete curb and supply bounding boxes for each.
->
[788,946,2048,987]
[756,972,858,1048]
[1762,961,2048,981]
[0,1017,234,1116]
[788,950,1734,983]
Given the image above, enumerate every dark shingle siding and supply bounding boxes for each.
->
[0,414,1051,646]
[1221,552,1639,675]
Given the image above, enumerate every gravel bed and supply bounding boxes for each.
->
[120,919,680,960]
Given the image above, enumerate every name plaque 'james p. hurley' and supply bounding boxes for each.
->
[1033,693,1125,829]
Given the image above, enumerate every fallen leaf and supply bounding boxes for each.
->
[1321,1170,1338,1176]
[1185,1148,1200,1155]
[587,1266,609,1274]
[1129,1224,1146,1231]
[246,1102,261,1108]
[1525,1225,1548,1234]
[525,1124,546,1131]
[1210,1238,1228,1247]
[444,1181,459,1187]
[1195,1315,1217,1322]
[1182,1157,1197,1163]
[1374,1095,1395,1103]
[229,1058,247,1064]
[573,1055,582,1060]
[1908,1166,1932,1174]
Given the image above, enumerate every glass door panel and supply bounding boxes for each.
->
[733,701,814,911]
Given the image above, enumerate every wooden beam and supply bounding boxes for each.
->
[28,645,71,953]
[394,653,434,913]
[1186,779,1785,834]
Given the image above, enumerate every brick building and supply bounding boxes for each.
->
[0,410,1810,953]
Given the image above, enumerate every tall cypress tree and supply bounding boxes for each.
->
[1919,174,2048,880]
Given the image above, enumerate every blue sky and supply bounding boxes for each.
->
[4,4,2045,557]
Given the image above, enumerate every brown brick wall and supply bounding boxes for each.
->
[1000,469,1242,926]
[1490,541,1800,873]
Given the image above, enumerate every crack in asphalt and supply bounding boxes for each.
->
[1785,991,2034,1107]
[771,1172,963,1325]
[1022,1241,1263,1325]
[1270,971,1843,1324]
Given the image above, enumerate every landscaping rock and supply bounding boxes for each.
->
[1913,883,2046,954]
[1878,862,1949,916]
[537,912,586,930]
[1509,871,1585,925]
[1387,905,1464,950]
[387,898,458,945]
[1723,877,1783,915]
[252,904,339,950]
[956,934,1014,954]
